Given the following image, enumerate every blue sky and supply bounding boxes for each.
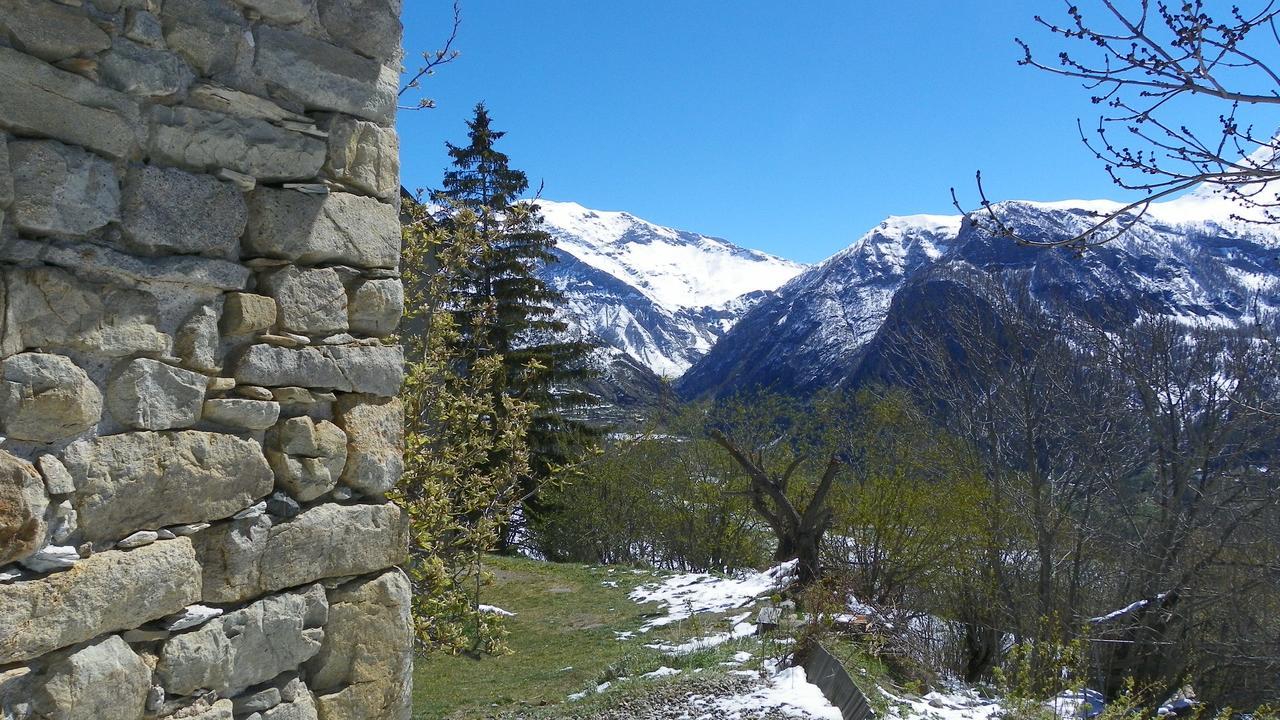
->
[397,3,1204,264]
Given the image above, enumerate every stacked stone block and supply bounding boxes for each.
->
[0,1,411,718]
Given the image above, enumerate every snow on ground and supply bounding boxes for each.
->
[692,666,843,720]
[628,560,797,629]
[644,612,755,654]
[879,685,1004,720]
[477,604,516,617]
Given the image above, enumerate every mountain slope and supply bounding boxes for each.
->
[535,200,805,379]
[678,195,1280,400]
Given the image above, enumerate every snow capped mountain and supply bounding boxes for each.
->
[678,192,1280,400]
[536,200,806,378]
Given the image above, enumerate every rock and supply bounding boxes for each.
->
[163,603,222,631]
[260,266,349,335]
[147,684,165,713]
[235,0,312,24]
[321,116,398,200]
[0,451,48,567]
[255,690,319,720]
[0,236,252,292]
[236,385,276,401]
[0,46,142,160]
[253,26,397,125]
[330,486,353,501]
[176,303,223,373]
[0,537,202,664]
[262,333,306,348]
[156,584,327,696]
[334,394,402,496]
[308,570,412,720]
[244,189,400,270]
[316,0,401,63]
[117,530,159,549]
[106,358,207,431]
[234,686,284,715]
[121,164,247,257]
[194,502,407,604]
[265,491,301,519]
[157,529,177,540]
[7,138,120,238]
[234,501,268,520]
[0,136,11,209]
[148,105,326,182]
[18,544,79,572]
[233,343,404,397]
[208,377,237,392]
[0,0,111,62]
[48,500,77,544]
[222,292,278,335]
[30,635,151,720]
[169,522,210,536]
[160,0,248,76]
[184,698,235,720]
[272,387,323,404]
[99,37,195,97]
[203,398,281,430]
[122,628,171,642]
[187,82,311,124]
[0,352,103,443]
[63,431,274,543]
[37,455,76,496]
[267,417,347,501]
[124,9,165,47]
[0,266,169,358]
[346,278,403,336]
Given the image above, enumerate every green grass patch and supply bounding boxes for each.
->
[411,555,772,719]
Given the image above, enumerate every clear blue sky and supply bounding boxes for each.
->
[396,2,1201,264]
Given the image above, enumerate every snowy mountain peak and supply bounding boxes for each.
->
[537,199,805,312]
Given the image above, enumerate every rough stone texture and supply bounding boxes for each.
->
[0,0,112,63]
[63,431,274,543]
[0,538,202,664]
[194,502,407,604]
[160,0,248,76]
[1,0,409,704]
[7,138,120,239]
[0,450,48,567]
[0,46,143,160]
[100,37,196,98]
[148,105,326,182]
[0,237,251,292]
[222,292,278,335]
[157,584,327,696]
[308,570,412,720]
[0,352,104,442]
[233,343,404,397]
[317,0,402,63]
[347,278,403,337]
[235,0,313,24]
[244,189,400,269]
[106,358,207,430]
[176,303,223,372]
[121,164,247,257]
[30,635,151,720]
[261,266,350,336]
[334,394,402,496]
[254,26,397,125]
[322,115,398,200]
[203,398,281,430]
[266,417,347,501]
[0,266,169,359]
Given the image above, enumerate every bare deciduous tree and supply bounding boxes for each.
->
[955,1,1280,250]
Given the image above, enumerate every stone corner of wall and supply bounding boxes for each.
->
[0,1,414,718]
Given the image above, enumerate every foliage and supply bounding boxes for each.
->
[395,201,532,656]
[432,104,599,547]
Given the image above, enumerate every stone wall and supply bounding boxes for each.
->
[0,1,411,718]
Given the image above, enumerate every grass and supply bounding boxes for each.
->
[411,555,774,719]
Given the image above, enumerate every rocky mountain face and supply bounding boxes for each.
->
[678,194,1280,400]
[533,200,804,411]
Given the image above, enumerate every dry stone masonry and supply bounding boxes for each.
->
[0,1,411,718]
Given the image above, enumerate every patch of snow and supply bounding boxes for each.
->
[642,666,682,679]
[645,620,756,655]
[879,685,1004,720]
[477,604,516,617]
[629,560,797,629]
[700,666,842,720]
[1089,592,1168,624]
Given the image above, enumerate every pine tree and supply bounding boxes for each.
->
[433,103,598,547]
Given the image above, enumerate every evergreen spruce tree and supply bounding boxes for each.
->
[434,103,598,547]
